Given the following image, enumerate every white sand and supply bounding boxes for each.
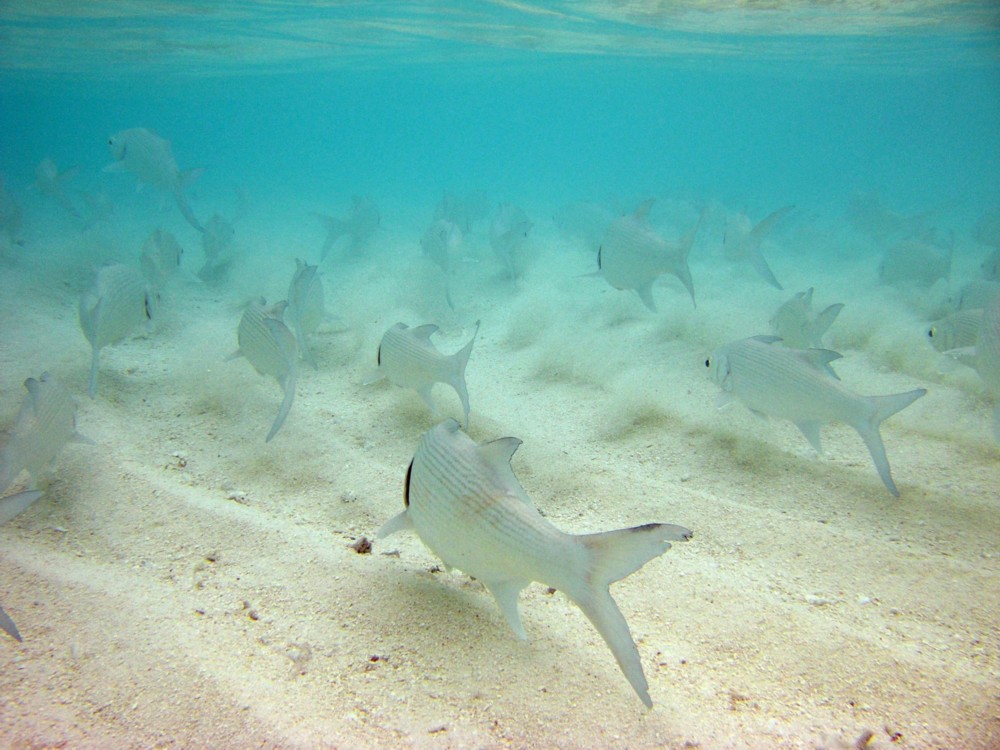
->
[1,198,998,749]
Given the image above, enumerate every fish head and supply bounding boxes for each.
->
[107,132,127,160]
[705,349,732,390]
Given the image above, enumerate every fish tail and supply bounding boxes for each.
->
[858,388,927,496]
[87,346,100,398]
[0,603,22,642]
[315,214,346,260]
[174,188,205,233]
[0,490,45,525]
[814,303,845,340]
[266,367,297,442]
[675,213,702,307]
[568,523,692,708]
[449,320,480,427]
[293,319,318,369]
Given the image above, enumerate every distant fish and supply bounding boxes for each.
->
[553,200,613,255]
[34,158,80,218]
[597,199,701,311]
[77,189,115,228]
[230,299,298,442]
[981,249,1000,282]
[973,206,1000,250]
[722,205,793,289]
[198,213,237,284]
[0,176,23,246]
[366,321,479,427]
[315,196,380,259]
[139,228,183,288]
[489,203,533,279]
[848,191,930,243]
[435,190,489,234]
[79,264,156,398]
[927,309,982,353]
[378,419,692,708]
[769,287,844,349]
[706,336,926,496]
[0,372,84,498]
[286,259,325,369]
[879,234,952,289]
[420,218,463,309]
[955,279,1000,311]
[105,127,205,232]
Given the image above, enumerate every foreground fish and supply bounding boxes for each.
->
[723,205,793,289]
[597,199,701,311]
[706,336,926,496]
[927,309,982,353]
[229,300,298,442]
[139,228,183,288]
[34,158,80,218]
[769,287,844,349]
[105,127,205,232]
[286,259,325,368]
[315,196,380,259]
[378,420,692,708]
[366,321,479,427]
[79,264,156,397]
[420,218,463,309]
[0,372,83,497]
[489,203,533,279]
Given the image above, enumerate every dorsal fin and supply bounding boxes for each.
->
[478,436,522,468]
[633,198,655,221]
[410,324,439,341]
[797,348,843,379]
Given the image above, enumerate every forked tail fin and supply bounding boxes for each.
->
[857,388,926,496]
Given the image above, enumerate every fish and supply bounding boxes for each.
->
[706,336,926,496]
[927,309,983,353]
[378,420,692,708]
[34,158,80,218]
[0,600,26,642]
[982,249,1000,282]
[198,213,237,284]
[769,287,844,349]
[878,234,952,289]
[0,372,84,497]
[229,299,298,442]
[955,279,1000,311]
[366,321,479,427]
[597,199,701,311]
[434,190,489,234]
[489,203,533,279]
[104,127,205,232]
[420,218,463,309]
[553,200,614,255]
[315,196,380,259]
[722,205,793,289]
[286,259,325,369]
[139,228,184,288]
[0,176,23,246]
[847,191,930,243]
[79,264,156,398]
[949,294,1000,440]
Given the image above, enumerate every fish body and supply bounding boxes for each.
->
[420,218,463,308]
[489,203,533,279]
[956,279,1000,311]
[198,214,236,284]
[770,287,844,349]
[927,309,982,353]
[367,321,479,427]
[316,196,380,258]
[723,205,793,289]
[0,373,80,496]
[79,264,156,397]
[34,158,80,218]
[233,300,298,442]
[597,199,700,311]
[286,259,325,369]
[707,336,926,496]
[378,420,692,708]
[434,190,488,234]
[105,127,204,232]
[139,228,183,288]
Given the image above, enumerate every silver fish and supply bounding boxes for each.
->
[198,213,237,284]
[366,321,479,427]
[0,372,82,497]
[956,279,1000,311]
[434,190,489,234]
[927,309,982,353]
[79,264,156,398]
[420,218,463,309]
[315,196,380,259]
[958,294,1000,440]
[597,199,701,311]
[723,205,793,290]
[378,420,691,708]
[104,127,204,232]
[286,259,325,369]
[769,287,844,349]
[34,158,80,218]
[848,191,930,243]
[489,203,533,280]
[879,235,952,289]
[706,336,926,496]
[982,248,1000,282]
[230,300,298,442]
[139,228,183,288]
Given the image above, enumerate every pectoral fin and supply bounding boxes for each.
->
[483,579,529,640]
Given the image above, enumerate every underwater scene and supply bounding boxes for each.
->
[1,2,999,748]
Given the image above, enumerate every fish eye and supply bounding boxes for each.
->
[704,357,711,368]
[927,327,936,338]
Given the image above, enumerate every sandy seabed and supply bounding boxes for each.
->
[0,197,997,749]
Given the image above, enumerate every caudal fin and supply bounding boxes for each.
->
[449,320,480,428]
[858,388,926,496]
[266,367,297,443]
[568,523,692,708]
[745,205,794,290]
[0,603,22,641]
[673,211,703,307]
[174,188,205,233]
